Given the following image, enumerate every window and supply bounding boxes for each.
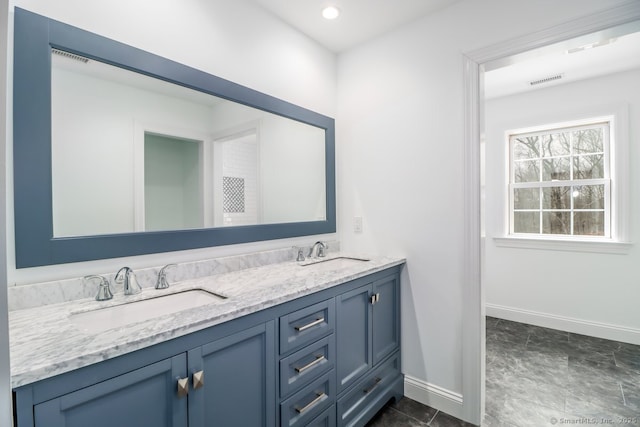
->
[509,120,610,238]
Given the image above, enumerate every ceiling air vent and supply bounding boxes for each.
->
[529,73,563,86]
[52,48,90,64]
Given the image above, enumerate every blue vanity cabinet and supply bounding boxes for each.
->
[13,265,403,427]
[25,322,274,427]
[371,275,400,365]
[335,272,402,427]
[278,298,337,427]
[335,284,373,393]
[336,274,400,393]
[187,322,275,427]
[33,355,188,427]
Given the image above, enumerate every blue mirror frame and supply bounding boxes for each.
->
[13,8,336,268]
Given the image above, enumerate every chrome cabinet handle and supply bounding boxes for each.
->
[177,377,189,398]
[295,355,325,373]
[295,392,326,414]
[193,370,204,390]
[370,293,380,305]
[363,377,382,394]
[295,317,324,332]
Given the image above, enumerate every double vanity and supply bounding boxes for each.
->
[10,8,403,427]
[10,250,405,427]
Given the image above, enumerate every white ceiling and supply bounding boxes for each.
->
[250,1,640,99]
[250,0,462,53]
[485,23,640,99]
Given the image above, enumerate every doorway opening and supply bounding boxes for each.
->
[463,4,640,425]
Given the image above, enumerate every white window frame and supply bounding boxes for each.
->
[509,121,611,237]
[494,105,631,254]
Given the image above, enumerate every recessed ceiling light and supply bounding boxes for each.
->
[322,6,340,20]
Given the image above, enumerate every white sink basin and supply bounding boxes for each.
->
[70,289,226,333]
[300,256,370,269]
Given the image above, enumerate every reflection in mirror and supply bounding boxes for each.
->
[51,50,326,237]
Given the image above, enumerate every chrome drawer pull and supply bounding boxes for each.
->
[363,377,382,394]
[295,317,324,332]
[295,355,325,373]
[295,392,326,414]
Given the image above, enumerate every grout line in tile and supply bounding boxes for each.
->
[427,409,439,425]
[388,406,429,426]
[620,383,627,406]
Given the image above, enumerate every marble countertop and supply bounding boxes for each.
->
[9,253,404,388]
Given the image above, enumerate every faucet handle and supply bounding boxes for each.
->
[293,247,305,262]
[156,264,177,290]
[84,275,113,301]
[318,243,328,258]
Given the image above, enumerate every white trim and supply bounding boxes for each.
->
[404,375,464,421]
[463,1,640,425]
[486,303,640,346]
[493,236,632,254]
[462,54,483,425]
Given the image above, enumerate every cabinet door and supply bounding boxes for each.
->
[372,275,400,365]
[336,284,372,393]
[188,321,276,427]
[34,355,187,427]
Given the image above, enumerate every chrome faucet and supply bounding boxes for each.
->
[307,241,327,258]
[156,264,176,290]
[115,267,142,295]
[84,275,113,301]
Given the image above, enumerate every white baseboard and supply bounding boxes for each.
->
[486,304,640,345]
[404,375,464,421]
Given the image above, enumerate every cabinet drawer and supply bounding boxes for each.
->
[281,371,335,427]
[280,299,335,354]
[306,404,336,427]
[280,335,335,398]
[337,353,401,427]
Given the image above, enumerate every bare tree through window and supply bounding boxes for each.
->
[510,121,609,237]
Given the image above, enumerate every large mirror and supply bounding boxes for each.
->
[51,52,326,237]
[13,8,335,268]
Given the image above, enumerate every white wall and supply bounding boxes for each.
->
[7,0,337,286]
[484,68,640,344]
[336,0,631,419]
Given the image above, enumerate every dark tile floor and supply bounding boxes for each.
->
[485,316,640,426]
[367,317,640,426]
[366,395,475,426]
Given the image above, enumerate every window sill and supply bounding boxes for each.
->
[492,236,632,254]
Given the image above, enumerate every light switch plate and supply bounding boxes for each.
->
[353,216,363,233]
